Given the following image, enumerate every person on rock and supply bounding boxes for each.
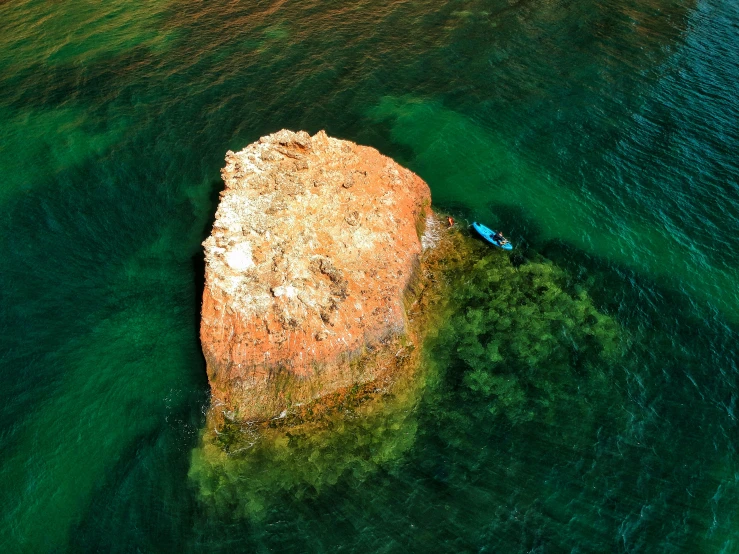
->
[447,216,455,228]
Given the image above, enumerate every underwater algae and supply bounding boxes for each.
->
[189,370,424,520]
[434,247,620,427]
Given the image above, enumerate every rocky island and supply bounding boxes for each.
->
[193,131,620,518]
[201,129,438,424]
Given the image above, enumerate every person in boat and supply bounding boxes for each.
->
[493,231,508,245]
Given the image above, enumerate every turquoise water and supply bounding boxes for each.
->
[1,0,738,551]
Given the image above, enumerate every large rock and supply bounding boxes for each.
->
[201,130,432,422]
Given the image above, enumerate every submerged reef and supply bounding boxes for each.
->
[427,242,621,440]
[190,367,424,519]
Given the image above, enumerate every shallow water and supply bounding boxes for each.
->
[1,0,738,552]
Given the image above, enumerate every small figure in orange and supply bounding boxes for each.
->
[447,216,455,228]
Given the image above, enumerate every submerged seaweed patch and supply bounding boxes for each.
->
[189,375,423,519]
[425,244,622,451]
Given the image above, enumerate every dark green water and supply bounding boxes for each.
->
[2,0,738,551]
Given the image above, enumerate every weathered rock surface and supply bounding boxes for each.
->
[201,130,432,422]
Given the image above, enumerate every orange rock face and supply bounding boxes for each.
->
[201,130,432,422]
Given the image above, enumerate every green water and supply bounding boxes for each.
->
[1,0,738,551]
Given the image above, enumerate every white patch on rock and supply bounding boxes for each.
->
[225,242,255,271]
[352,227,376,250]
[272,285,298,298]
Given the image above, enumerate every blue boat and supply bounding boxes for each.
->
[472,222,513,250]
